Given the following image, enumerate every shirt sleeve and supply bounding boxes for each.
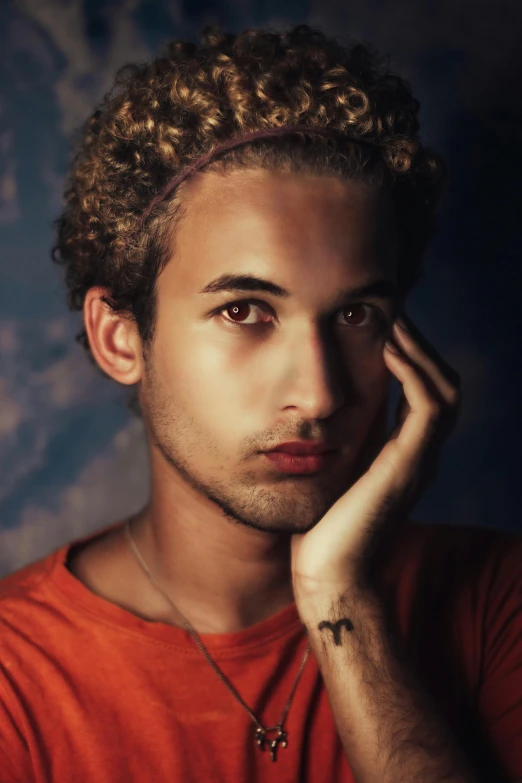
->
[0,665,33,782]
[477,530,522,781]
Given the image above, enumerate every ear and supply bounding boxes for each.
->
[83,286,145,386]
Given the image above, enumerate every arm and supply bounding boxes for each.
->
[299,586,480,783]
[290,315,477,780]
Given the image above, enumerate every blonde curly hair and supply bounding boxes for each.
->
[52,22,446,417]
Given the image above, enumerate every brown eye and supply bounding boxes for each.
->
[221,301,270,325]
[215,299,387,332]
[342,304,369,327]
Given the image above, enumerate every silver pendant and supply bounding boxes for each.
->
[255,726,288,762]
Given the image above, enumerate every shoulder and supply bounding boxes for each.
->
[397,519,522,584]
[384,520,522,671]
[0,547,56,609]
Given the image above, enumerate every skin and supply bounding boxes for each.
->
[78,168,403,634]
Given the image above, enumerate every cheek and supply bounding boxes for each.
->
[342,344,391,402]
[161,339,248,417]
[153,321,390,412]
[346,357,391,449]
[348,388,390,478]
[363,367,392,435]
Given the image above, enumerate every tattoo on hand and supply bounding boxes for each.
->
[317,618,354,646]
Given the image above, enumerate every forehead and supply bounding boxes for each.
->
[162,168,398,297]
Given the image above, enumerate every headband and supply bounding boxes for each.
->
[139,124,375,223]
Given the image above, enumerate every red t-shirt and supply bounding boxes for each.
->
[0,519,521,783]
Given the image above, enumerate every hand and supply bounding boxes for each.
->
[291,312,462,598]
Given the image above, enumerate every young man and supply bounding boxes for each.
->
[1,23,521,783]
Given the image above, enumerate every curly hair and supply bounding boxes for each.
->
[51,23,447,418]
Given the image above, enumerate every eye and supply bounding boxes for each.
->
[213,299,387,331]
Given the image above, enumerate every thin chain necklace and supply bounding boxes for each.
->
[124,517,311,762]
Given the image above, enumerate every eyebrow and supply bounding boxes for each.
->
[199,273,399,304]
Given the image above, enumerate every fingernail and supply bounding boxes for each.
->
[396,315,409,332]
[385,340,402,355]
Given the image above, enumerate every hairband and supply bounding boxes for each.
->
[139,124,376,223]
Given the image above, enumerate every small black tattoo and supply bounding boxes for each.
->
[317,618,354,645]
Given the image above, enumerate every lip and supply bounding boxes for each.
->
[265,441,334,455]
[264,450,336,475]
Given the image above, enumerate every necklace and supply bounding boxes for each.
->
[124,517,311,762]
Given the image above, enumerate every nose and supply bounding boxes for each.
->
[275,325,349,419]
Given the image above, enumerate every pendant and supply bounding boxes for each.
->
[255,726,288,762]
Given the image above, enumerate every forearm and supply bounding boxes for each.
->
[298,587,479,783]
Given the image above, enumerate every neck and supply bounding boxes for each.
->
[128,504,296,635]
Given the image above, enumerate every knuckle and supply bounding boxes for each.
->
[425,400,442,422]
[449,386,462,405]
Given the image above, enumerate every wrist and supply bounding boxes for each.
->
[294,581,383,628]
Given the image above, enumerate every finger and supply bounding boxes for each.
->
[385,339,460,439]
[390,314,461,407]
[389,391,410,440]
[381,343,450,471]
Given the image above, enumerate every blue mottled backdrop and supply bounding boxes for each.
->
[1,0,521,576]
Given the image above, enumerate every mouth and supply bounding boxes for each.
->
[263,449,337,475]
[264,440,336,456]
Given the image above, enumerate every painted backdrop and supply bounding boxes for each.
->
[1,0,521,576]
